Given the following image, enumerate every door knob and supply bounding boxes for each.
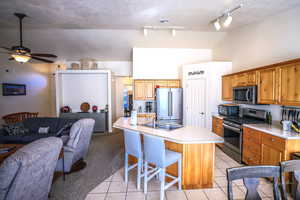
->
[200,112,205,115]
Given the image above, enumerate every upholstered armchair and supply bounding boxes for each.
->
[56,118,95,173]
[0,137,62,200]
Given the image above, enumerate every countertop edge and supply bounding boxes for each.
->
[113,125,224,144]
[243,124,300,140]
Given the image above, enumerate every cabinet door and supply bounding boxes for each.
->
[247,71,257,85]
[278,63,300,106]
[222,76,233,101]
[144,81,155,99]
[134,80,145,100]
[257,68,278,104]
[155,80,169,88]
[261,144,284,165]
[234,73,248,87]
[168,80,180,88]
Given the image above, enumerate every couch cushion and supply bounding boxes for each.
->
[23,117,78,135]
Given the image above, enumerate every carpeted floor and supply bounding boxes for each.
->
[50,130,124,200]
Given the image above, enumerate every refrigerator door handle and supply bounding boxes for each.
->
[168,91,172,116]
[170,91,173,116]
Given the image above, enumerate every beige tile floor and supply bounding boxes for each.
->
[85,147,276,200]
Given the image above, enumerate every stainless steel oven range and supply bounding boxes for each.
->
[222,108,267,163]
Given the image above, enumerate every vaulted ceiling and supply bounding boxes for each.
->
[0,0,299,30]
[0,0,299,61]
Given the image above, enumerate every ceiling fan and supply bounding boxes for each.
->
[1,13,58,63]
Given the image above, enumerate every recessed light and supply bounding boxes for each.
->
[160,19,169,24]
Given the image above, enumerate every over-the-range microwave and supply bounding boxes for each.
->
[233,86,257,104]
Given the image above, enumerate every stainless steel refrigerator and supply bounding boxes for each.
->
[156,88,183,124]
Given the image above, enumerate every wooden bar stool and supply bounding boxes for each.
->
[143,134,182,200]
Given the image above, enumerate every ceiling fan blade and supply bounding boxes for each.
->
[31,53,57,58]
[1,47,12,51]
[31,56,54,63]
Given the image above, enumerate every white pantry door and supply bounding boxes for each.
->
[185,78,206,128]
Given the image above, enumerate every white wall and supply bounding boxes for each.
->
[0,55,54,124]
[213,6,300,72]
[59,73,108,112]
[213,6,300,120]
[133,48,212,79]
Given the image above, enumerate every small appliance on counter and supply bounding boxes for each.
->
[145,101,153,113]
[233,86,257,104]
[218,104,239,116]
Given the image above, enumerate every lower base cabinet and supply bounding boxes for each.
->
[261,144,284,165]
[212,116,224,148]
[243,126,300,166]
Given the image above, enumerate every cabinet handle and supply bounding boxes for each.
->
[271,139,275,142]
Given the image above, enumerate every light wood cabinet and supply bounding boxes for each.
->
[221,59,300,106]
[165,141,215,189]
[232,72,257,87]
[167,80,181,88]
[257,67,278,104]
[222,76,233,101]
[212,116,223,148]
[243,126,300,167]
[242,127,262,165]
[261,144,284,166]
[278,63,300,106]
[134,79,180,100]
[154,80,169,88]
[137,113,156,119]
[134,80,155,100]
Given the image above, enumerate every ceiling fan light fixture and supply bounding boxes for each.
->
[12,54,31,63]
[223,13,233,27]
[214,19,221,31]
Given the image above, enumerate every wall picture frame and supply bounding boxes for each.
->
[2,83,26,96]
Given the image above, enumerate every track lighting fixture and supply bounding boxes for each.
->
[143,28,148,36]
[223,13,233,27]
[172,29,176,37]
[211,3,242,30]
[214,19,221,31]
[142,26,184,37]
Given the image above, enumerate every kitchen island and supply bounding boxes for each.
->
[113,117,224,189]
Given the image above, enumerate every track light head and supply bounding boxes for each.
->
[214,19,221,31]
[143,28,148,36]
[223,13,233,27]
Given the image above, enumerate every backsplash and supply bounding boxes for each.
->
[239,104,300,121]
[133,100,156,113]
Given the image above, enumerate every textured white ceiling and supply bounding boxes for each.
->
[0,0,300,30]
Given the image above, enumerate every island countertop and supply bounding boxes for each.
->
[113,117,224,144]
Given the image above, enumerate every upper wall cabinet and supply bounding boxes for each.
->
[134,80,155,100]
[222,76,233,101]
[221,58,300,106]
[278,63,300,106]
[257,67,278,104]
[232,71,257,87]
[134,79,180,100]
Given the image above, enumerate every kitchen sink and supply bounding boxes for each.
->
[143,122,183,131]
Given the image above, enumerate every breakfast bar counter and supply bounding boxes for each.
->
[113,117,224,189]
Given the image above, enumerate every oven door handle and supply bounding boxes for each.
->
[223,124,241,133]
